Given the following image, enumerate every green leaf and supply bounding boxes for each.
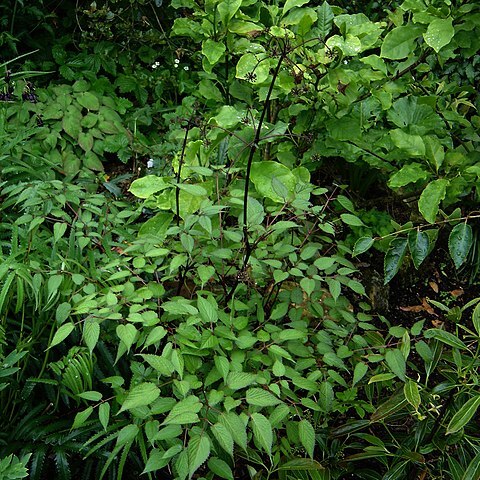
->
[217,0,242,25]
[78,132,94,152]
[384,237,408,284]
[162,395,202,425]
[353,237,374,257]
[317,2,334,38]
[390,130,425,156]
[72,407,94,429]
[207,458,234,480]
[188,434,211,479]
[388,163,429,188]
[210,105,244,129]
[62,105,82,138]
[314,257,336,270]
[250,413,273,455]
[463,452,480,480]
[118,382,160,413]
[56,302,71,324]
[236,53,270,84]
[446,395,480,434]
[129,175,169,199]
[83,320,100,354]
[77,390,102,401]
[202,39,226,65]
[404,380,421,410]
[418,179,449,223]
[250,162,296,203]
[211,423,234,457]
[197,295,218,324]
[227,372,257,390]
[448,223,473,269]
[116,424,139,447]
[385,349,406,381]
[352,362,368,386]
[77,91,100,110]
[49,323,75,349]
[246,388,282,407]
[423,18,454,53]
[408,230,430,269]
[340,213,365,227]
[424,328,467,350]
[298,419,315,458]
[283,0,310,15]
[380,25,423,59]
[99,402,110,430]
[116,324,137,352]
[473,304,480,337]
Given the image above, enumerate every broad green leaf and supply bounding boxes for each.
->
[140,354,174,376]
[207,458,234,480]
[211,423,234,457]
[408,230,430,269]
[327,278,341,301]
[119,382,160,413]
[424,328,467,350]
[390,130,425,156]
[418,179,449,223]
[250,413,273,455]
[72,407,94,429]
[384,237,408,284]
[340,213,365,227]
[448,223,473,269]
[202,39,226,65]
[388,163,429,188]
[423,18,454,53]
[116,424,139,447]
[250,161,296,203]
[139,212,173,237]
[116,324,137,352]
[318,382,334,412]
[129,175,169,199]
[162,395,202,425]
[227,372,257,390]
[210,105,244,129]
[236,53,271,84]
[77,391,102,401]
[188,434,211,479]
[78,91,100,110]
[78,132,93,152]
[314,257,336,270]
[283,0,310,15]
[83,320,100,354]
[352,362,368,386]
[217,0,242,25]
[62,105,82,138]
[446,395,480,434]
[298,419,315,458]
[99,402,110,430]
[381,25,423,59]
[317,2,334,38]
[246,388,282,407]
[404,380,421,410]
[353,237,374,257]
[300,277,315,297]
[385,349,406,381]
[56,302,71,324]
[197,295,218,324]
[49,323,75,349]
[218,412,248,450]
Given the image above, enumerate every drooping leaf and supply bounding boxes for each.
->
[404,380,421,410]
[380,25,423,59]
[385,349,406,382]
[408,230,430,269]
[384,237,408,284]
[352,362,368,386]
[207,458,234,480]
[99,402,110,431]
[448,223,473,269]
[283,0,310,15]
[211,423,234,457]
[353,236,374,257]
[298,419,315,458]
[118,382,160,413]
[418,179,449,223]
[424,328,467,350]
[72,407,94,429]
[188,434,211,479]
[446,395,480,434]
[250,413,273,455]
[83,320,100,354]
[49,323,75,349]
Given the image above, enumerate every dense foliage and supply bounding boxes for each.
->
[1,0,480,479]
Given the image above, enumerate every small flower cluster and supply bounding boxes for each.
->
[152,61,161,69]
[173,59,189,71]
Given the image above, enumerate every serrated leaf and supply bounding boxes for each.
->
[116,324,137,352]
[49,323,75,349]
[448,223,473,269]
[72,407,93,429]
[227,372,257,390]
[116,424,139,447]
[418,179,449,224]
[408,230,430,269]
[446,395,480,435]
[246,388,282,407]
[78,91,100,110]
[197,295,218,323]
[118,382,160,413]
[207,457,234,480]
[404,380,421,410]
[218,412,247,450]
[298,419,315,458]
[188,434,211,479]
[384,237,408,284]
[162,395,202,425]
[250,413,273,455]
[353,237,374,257]
[83,320,100,354]
[318,2,334,38]
[385,349,406,381]
[211,423,234,457]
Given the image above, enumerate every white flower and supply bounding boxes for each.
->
[174,59,180,64]
[147,159,154,168]
[184,66,189,71]
[152,61,160,69]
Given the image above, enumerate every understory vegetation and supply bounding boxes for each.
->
[1,0,480,478]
